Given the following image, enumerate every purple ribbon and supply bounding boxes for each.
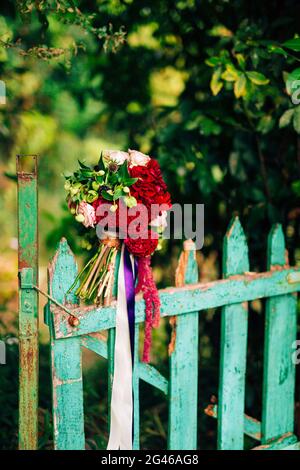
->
[124,246,136,361]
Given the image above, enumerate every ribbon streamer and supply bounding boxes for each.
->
[124,246,136,361]
[107,244,135,450]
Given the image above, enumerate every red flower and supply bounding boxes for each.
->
[130,159,172,220]
[91,158,171,236]
[93,198,150,237]
[125,230,159,257]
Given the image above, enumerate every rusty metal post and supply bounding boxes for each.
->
[17,155,38,450]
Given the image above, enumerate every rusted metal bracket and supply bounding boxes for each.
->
[19,267,34,289]
[19,267,80,327]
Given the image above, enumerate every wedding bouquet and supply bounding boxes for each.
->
[64,149,172,362]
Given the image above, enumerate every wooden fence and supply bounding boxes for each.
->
[17,156,300,450]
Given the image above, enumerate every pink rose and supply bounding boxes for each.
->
[103,150,129,166]
[78,201,97,228]
[128,149,151,168]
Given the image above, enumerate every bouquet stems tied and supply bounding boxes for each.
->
[69,237,121,305]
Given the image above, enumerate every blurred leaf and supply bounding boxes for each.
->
[279,108,295,128]
[209,25,233,38]
[292,180,300,196]
[236,53,246,70]
[246,71,269,85]
[205,56,220,67]
[257,115,275,134]
[268,45,288,57]
[234,74,247,98]
[4,172,17,182]
[283,37,300,51]
[210,69,223,96]
[293,105,300,133]
[222,68,238,82]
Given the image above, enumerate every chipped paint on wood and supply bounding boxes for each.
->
[48,239,85,450]
[168,245,191,355]
[218,217,249,450]
[81,333,108,358]
[44,225,300,450]
[252,432,298,450]
[262,224,297,443]
[139,362,168,395]
[204,403,261,441]
[168,240,199,450]
[17,155,38,450]
[52,265,300,340]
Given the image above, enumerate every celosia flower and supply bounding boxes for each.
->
[129,159,172,216]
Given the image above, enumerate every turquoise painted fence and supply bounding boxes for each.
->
[43,217,300,450]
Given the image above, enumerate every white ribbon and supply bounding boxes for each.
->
[107,245,134,450]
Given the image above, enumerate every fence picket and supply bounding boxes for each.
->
[48,239,85,450]
[218,217,249,450]
[42,232,300,451]
[17,156,38,450]
[168,240,199,450]
[262,224,297,442]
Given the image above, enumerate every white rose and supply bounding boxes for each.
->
[103,150,129,166]
[150,210,168,230]
[128,149,150,167]
[78,201,97,228]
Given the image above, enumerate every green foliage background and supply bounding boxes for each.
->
[0,0,300,450]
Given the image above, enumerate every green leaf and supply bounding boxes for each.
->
[236,54,246,70]
[210,69,223,96]
[108,172,118,185]
[286,68,300,96]
[118,161,130,180]
[221,69,238,82]
[95,174,104,183]
[268,45,288,57]
[97,153,105,171]
[199,117,222,136]
[293,106,300,134]
[80,169,94,177]
[101,190,113,201]
[205,56,220,67]
[234,74,247,98]
[257,115,275,134]
[292,180,300,196]
[123,177,138,186]
[4,172,17,182]
[283,38,300,52]
[113,188,123,200]
[209,25,233,38]
[246,71,269,85]
[78,160,90,170]
[279,108,295,128]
